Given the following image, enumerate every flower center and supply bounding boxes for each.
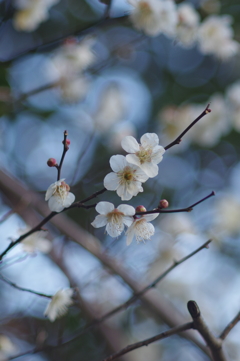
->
[134,218,154,242]
[136,146,152,164]
[55,182,70,199]
[139,1,151,14]
[119,166,135,183]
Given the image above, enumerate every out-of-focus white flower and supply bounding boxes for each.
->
[128,0,177,37]
[176,3,200,47]
[104,155,148,201]
[50,37,95,102]
[121,133,165,178]
[45,179,75,212]
[93,84,125,132]
[108,122,137,151]
[226,81,240,131]
[91,201,135,237]
[126,213,159,245]
[0,335,16,360]
[44,288,74,322]
[13,0,59,32]
[213,194,240,236]
[20,228,52,254]
[158,104,193,148]
[159,213,196,239]
[189,94,230,147]
[198,15,239,60]
[59,76,90,103]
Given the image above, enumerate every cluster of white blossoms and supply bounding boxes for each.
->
[128,0,239,59]
[49,37,96,102]
[91,202,159,245]
[45,178,75,212]
[13,0,59,32]
[91,133,165,244]
[44,288,74,322]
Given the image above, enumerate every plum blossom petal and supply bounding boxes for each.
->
[104,155,149,200]
[126,213,159,245]
[91,201,135,237]
[45,179,75,212]
[121,136,140,153]
[44,288,74,322]
[122,133,165,178]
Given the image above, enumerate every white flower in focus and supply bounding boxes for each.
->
[104,155,148,200]
[176,3,200,47]
[126,213,159,245]
[91,201,135,237]
[20,228,52,254]
[13,0,59,32]
[44,288,74,322]
[128,0,177,37]
[121,133,165,177]
[198,15,239,60]
[45,179,75,212]
[189,94,230,147]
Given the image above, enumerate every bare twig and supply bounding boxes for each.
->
[101,322,194,361]
[164,104,211,150]
[135,191,215,216]
[0,274,52,298]
[219,311,240,340]
[187,301,227,361]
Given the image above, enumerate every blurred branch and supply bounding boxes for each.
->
[188,300,227,361]
[219,311,240,340]
[164,104,211,151]
[101,322,194,361]
[0,274,52,298]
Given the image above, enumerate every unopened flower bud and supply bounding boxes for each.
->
[158,199,169,209]
[47,158,57,167]
[135,205,147,213]
[63,139,71,147]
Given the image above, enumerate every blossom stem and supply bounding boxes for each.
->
[135,191,215,216]
[57,130,69,181]
[164,104,211,150]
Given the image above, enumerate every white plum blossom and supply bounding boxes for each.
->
[104,155,149,201]
[45,179,75,212]
[121,133,165,178]
[20,228,52,254]
[198,15,239,60]
[13,0,59,32]
[44,288,74,322]
[126,213,159,245]
[91,202,135,237]
[128,0,177,37]
[176,3,200,47]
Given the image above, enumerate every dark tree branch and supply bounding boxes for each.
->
[219,311,240,340]
[0,274,52,298]
[57,130,69,181]
[101,322,194,361]
[187,301,227,361]
[164,104,211,150]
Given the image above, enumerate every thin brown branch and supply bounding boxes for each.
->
[187,301,227,361]
[219,311,240,340]
[101,322,194,361]
[0,274,52,298]
[135,191,215,216]
[164,104,211,150]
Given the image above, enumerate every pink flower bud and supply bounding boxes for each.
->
[47,158,57,167]
[158,199,169,209]
[62,139,71,147]
[135,205,147,213]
